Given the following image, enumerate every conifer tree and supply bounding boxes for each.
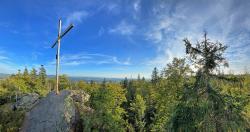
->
[17,69,21,78]
[142,77,145,81]
[137,74,141,82]
[38,65,47,85]
[122,77,129,89]
[151,67,159,85]
[130,94,146,132]
[23,67,29,79]
[59,75,71,90]
[30,68,37,82]
[152,58,190,131]
[170,32,248,131]
[84,80,126,131]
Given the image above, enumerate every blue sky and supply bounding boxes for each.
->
[0,0,249,78]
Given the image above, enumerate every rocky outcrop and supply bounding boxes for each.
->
[14,93,39,110]
[21,90,89,132]
[70,90,90,103]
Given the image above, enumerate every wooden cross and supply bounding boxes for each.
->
[51,19,73,94]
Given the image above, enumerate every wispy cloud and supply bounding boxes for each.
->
[133,0,140,12]
[98,27,105,36]
[31,52,42,61]
[0,22,9,28]
[64,10,88,28]
[49,53,131,66]
[0,56,8,60]
[132,0,141,19]
[106,3,119,12]
[0,49,9,60]
[109,20,135,36]
[0,49,18,73]
[143,0,250,73]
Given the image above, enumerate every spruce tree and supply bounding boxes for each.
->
[30,68,37,82]
[151,67,159,85]
[129,94,146,132]
[122,77,129,89]
[23,67,29,79]
[170,32,248,131]
[38,65,47,85]
[152,58,190,131]
[137,74,141,81]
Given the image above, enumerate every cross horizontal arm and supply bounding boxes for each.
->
[51,38,58,48]
[51,24,74,48]
[60,24,74,39]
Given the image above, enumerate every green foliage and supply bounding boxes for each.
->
[82,80,127,131]
[76,80,99,93]
[59,74,71,90]
[168,32,249,131]
[0,65,50,101]
[38,65,47,85]
[0,103,25,132]
[129,94,146,132]
[151,67,159,85]
[151,58,191,131]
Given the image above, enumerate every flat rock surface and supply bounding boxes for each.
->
[21,90,76,132]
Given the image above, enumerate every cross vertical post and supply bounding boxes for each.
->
[51,19,73,95]
[56,19,62,94]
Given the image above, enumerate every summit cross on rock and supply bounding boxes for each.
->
[51,19,73,94]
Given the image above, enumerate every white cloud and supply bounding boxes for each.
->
[133,0,141,19]
[143,0,250,74]
[109,20,135,35]
[64,10,88,28]
[49,53,131,66]
[133,0,140,12]
[146,17,172,43]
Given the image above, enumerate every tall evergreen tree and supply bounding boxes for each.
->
[151,67,159,85]
[152,58,190,131]
[90,80,94,87]
[30,68,37,81]
[38,65,47,85]
[59,75,71,90]
[142,77,145,81]
[23,67,29,79]
[122,77,129,89]
[137,74,141,82]
[170,32,248,131]
[101,78,107,89]
[17,69,21,79]
[129,94,146,132]
[84,81,127,131]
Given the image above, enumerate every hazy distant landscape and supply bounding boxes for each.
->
[0,73,124,82]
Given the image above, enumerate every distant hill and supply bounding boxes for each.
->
[0,73,123,82]
[0,73,10,79]
[47,75,123,82]
[69,76,123,82]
